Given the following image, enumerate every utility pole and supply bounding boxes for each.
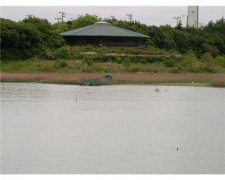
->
[173,16,181,26]
[126,14,133,22]
[26,14,34,18]
[59,12,66,22]
[54,18,61,23]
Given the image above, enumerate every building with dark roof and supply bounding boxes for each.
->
[61,21,150,48]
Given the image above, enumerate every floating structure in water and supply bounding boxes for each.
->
[154,84,160,93]
[80,79,100,86]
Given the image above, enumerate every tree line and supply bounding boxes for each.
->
[1,14,225,60]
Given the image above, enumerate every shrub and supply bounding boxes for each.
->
[114,57,122,64]
[152,69,158,73]
[92,55,108,62]
[180,50,198,66]
[213,55,225,67]
[39,63,54,72]
[9,61,23,71]
[81,66,94,73]
[170,68,180,73]
[84,57,94,66]
[54,60,68,69]
[201,43,220,57]
[55,46,70,59]
[200,66,215,73]
[201,52,213,63]
[92,64,102,72]
[184,61,216,73]
[122,58,131,67]
[189,66,203,73]
[163,59,176,67]
[60,61,67,68]
[200,53,215,72]
[43,50,56,60]
[129,66,141,72]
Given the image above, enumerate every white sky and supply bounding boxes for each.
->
[0,6,225,27]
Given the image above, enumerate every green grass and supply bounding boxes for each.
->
[1,47,225,74]
[1,59,225,74]
[158,82,211,87]
[0,77,217,87]
[65,45,173,56]
[0,60,177,73]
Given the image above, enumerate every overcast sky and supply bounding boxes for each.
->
[1,6,225,26]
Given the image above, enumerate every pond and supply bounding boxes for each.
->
[1,83,225,174]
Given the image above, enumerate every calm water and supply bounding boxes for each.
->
[1,83,225,174]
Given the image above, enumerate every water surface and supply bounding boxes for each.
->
[1,83,225,174]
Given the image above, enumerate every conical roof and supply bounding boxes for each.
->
[61,21,150,38]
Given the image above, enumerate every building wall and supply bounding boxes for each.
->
[63,36,147,48]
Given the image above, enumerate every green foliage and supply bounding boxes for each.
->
[44,50,57,60]
[84,57,94,66]
[21,16,64,49]
[92,64,102,72]
[39,63,55,72]
[180,51,198,66]
[53,22,69,33]
[55,46,70,59]
[1,15,225,61]
[122,58,131,67]
[106,17,225,57]
[1,58,225,74]
[214,55,225,67]
[114,57,123,64]
[1,16,64,60]
[1,18,41,59]
[129,66,141,72]
[201,43,220,57]
[54,60,68,69]
[163,59,176,67]
[71,14,101,29]
[201,52,214,62]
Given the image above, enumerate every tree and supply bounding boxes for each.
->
[71,14,101,29]
[22,16,64,49]
[1,15,225,60]
[53,21,69,33]
[1,16,64,59]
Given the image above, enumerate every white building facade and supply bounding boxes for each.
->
[187,6,199,28]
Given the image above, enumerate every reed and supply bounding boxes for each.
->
[1,72,224,87]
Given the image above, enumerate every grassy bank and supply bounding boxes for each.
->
[1,72,225,87]
[1,46,225,87]
[1,45,225,74]
[1,56,225,74]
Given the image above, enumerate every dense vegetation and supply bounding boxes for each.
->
[0,17,64,59]
[1,14,225,73]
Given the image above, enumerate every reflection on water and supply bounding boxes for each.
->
[1,83,225,174]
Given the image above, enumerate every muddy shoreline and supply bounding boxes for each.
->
[1,72,225,87]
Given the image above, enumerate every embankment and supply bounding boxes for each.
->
[1,72,225,87]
